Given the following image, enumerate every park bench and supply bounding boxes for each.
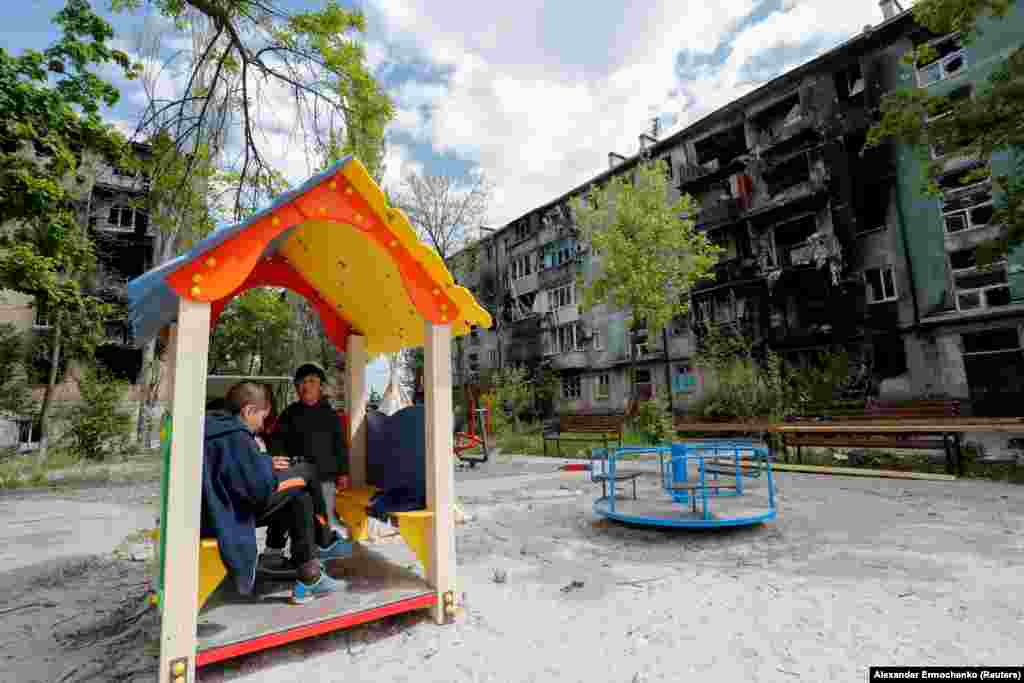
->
[543,414,625,456]
[781,398,964,473]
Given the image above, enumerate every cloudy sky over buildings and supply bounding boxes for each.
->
[8,0,897,391]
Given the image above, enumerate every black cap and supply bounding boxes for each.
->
[293,362,327,384]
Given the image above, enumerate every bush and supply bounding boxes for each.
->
[61,366,133,461]
[0,323,34,417]
[632,389,673,444]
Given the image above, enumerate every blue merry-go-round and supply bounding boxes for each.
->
[591,440,777,528]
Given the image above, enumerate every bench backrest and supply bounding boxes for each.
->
[866,399,961,418]
[559,414,625,433]
[366,405,426,498]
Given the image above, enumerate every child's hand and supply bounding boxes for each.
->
[272,456,291,471]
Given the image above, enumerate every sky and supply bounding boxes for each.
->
[7,0,902,393]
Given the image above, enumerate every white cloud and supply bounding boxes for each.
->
[368,0,882,226]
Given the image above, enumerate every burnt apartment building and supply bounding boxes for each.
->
[456,0,1024,416]
[0,142,156,448]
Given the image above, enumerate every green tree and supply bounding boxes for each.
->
[0,0,136,456]
[0,324,34,419]
[569,159,721,407]
[867,0,1023,263]
[208,288,296,376]
[487,366,531,431]
[61,365,133,461]
[113,0,394,217]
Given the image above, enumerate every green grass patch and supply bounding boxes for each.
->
[0,446,162,490]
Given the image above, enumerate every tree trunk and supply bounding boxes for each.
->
[37,314,63,460]
[135,338,157,444]
[663,328,673,415]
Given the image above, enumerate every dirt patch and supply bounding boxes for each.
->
[0,554,159,682]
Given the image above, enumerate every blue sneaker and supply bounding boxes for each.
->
[317,536,353,561]
[291,571,340,604]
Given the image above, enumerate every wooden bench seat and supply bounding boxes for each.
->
[543,414,625,456]
[335,485,435,575]
[782,399,964,474]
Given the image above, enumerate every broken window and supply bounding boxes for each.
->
[753,93,802,146]
[562,375,582,400]
[595,373,611,400]
[764,153,810,197]
[926,85,973,158]
[916,34,967,86]
[634,368,654,400]
[773,214,817,266]
[963,329,1020,354]
[107,205,148,232]
[692,124,747,170]
[864,266,898,303]
[834,61,865,102]
[950,248,1009,311]
[857,182,890,234]
[941,178,993,234]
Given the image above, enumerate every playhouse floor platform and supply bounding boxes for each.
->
[196,542,434,666]
[593,485,775,528]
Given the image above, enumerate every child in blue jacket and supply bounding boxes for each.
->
[201,382,346,604]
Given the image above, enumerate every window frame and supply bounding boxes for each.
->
[915,34,968,87]
[561,375,582,400]
[864,266,899,304]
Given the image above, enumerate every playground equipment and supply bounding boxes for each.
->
[591,440,776,528]
[131,156,491,682]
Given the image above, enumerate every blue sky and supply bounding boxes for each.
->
[7,0,898,392]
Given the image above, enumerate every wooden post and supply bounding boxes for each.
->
[158,298,211,683]
[346,334,368,488]
[424,321,456,624]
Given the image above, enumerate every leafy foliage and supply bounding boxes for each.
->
[61,366,133,461]
[0,324,34,417]
[209,288,296,376]
[112,0,394,217]
[0,0,135,445]
[692,325,854,420]
[867,0,1024,263]
[570,160,721,334]
[632,389,674,444]
[481,366,532,431]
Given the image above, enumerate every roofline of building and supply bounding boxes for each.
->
[490,7,919,238]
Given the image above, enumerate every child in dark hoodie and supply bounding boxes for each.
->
[264,363,350,568]
[201,381,345,604]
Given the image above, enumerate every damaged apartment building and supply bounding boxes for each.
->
[456,0,1024,417]
[0,142,157,449]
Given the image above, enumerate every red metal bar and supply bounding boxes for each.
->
[196,593,437,667]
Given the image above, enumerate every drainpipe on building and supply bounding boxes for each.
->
[892,176,921,327]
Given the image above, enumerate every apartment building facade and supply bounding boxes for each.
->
[453,1,1024,417]
[0,143,160,448]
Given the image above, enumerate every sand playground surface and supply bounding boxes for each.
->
[1,456,1022,682]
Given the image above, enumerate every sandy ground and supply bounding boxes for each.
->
[1,457,1022,682]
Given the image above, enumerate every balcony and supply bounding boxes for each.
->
[695,197,744,229]
[549,350,589,370]
[679,159,720,183]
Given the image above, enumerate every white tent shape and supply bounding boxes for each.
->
[378,353,407,416]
